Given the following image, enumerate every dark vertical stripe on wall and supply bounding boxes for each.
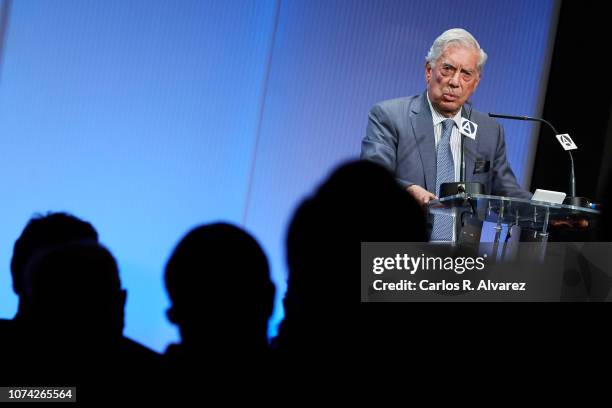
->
[597,106,612,197]
[530,2,612,200]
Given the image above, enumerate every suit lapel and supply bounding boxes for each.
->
[410,93,436,192]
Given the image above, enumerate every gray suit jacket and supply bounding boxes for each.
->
[361,92,531,199]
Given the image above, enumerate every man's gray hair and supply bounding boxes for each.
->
[425,28,488,71]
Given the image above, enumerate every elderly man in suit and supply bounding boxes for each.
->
[361,28,531,241]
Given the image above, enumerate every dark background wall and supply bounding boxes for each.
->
[531,2,612,202]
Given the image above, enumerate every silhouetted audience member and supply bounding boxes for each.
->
[0,212,99,383]
[1,213,159,396]
[10,212,99,321]
[24,243,124,344]
[14,242,159,396]
[275,160,427,357]
[163,223,275,385]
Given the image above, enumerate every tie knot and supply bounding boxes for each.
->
[440,119,454,140]
[442,119,454,132]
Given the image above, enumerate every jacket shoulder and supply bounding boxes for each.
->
[372,95,419,110]
[369,95,421,119]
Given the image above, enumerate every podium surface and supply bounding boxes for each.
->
[428,193,600,243]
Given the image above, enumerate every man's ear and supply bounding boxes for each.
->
[167,307,177,324]
[425,62,432,83]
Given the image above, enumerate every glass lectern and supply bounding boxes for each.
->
[428,193,601,245]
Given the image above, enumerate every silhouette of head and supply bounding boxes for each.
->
[165,223,274,351]
[23,242,126,341]
[311,160,427,242]
[279,160,426,349]
[11,212,98,298]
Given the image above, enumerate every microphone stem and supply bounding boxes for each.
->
[460,133,465,182]
[489,113,577,197]
[536,117,577,197]
[568,150,576,197]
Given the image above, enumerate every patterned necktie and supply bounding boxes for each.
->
[431,119,455,241]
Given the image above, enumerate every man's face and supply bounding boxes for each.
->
[425,45,481,117]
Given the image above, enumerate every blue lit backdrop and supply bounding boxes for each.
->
[0,0,558,352]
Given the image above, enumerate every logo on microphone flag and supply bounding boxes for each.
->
[555,134,578,151]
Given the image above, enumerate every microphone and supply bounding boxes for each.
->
[488,112,577,199]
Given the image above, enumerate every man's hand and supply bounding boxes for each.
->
[406,185,437,208]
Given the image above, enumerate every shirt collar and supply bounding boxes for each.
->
[426,91,463,129]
